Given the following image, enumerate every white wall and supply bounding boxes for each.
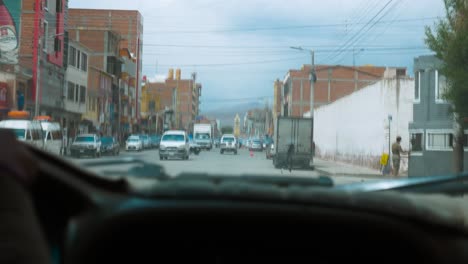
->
[309,78,414,170]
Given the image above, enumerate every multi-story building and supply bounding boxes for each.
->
[68,8,143,130]
[63,40,89,144]
[409,55,468,177]
[281,65,406,117]
[146,69,202,132]
[14,0,67,121]
[273,79,282,120]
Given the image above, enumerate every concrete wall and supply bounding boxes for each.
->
[312,78,414,171]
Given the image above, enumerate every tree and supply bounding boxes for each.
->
[425,0,468,173]
[221,126,233,134]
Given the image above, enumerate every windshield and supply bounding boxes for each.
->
[195,133,210,140]
[12,129,26,140]
[10,0,461,193]
[162,134,185,142]
[75,136,94,143]
[101,137,113,144]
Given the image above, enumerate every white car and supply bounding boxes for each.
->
[70,134,102,158]
[126,135,143,151]
[220,134,238,155]
[159,130,190,160]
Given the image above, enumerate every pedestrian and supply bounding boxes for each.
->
[391,136,408,177]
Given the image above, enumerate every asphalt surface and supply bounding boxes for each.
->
[67,147,381,188]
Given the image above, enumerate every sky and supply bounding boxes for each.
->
[69,0,446,112]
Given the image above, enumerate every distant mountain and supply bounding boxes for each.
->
[201,101,263,128]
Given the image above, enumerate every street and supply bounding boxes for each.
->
[68,147,378,187]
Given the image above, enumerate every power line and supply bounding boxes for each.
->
[323,0,395,64]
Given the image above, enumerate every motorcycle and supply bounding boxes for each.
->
[189,140,201,155]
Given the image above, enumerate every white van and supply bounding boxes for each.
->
[0,120,44,149]
[41,122,63,155]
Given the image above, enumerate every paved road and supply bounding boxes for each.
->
[68,147,376,186]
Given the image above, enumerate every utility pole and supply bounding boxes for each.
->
[290,46,316,118]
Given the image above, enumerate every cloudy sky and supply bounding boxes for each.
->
[69,0,446,112]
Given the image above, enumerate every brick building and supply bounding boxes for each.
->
[146,69,202,133]
[68,8,143,135]
[281,65,407,117]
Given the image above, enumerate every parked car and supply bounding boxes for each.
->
[139,134,151,149]
[0,119,44,149]
[220,134,237,155]
[249,139,263,151]
[159,130,190,160]
[150,134,161,149]
[100,136,120,156]
[70,134,102,158]
[126,135,143,152]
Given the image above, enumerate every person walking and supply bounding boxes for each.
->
[391,136,408,176]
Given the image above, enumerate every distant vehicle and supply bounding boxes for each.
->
[193,123,212,150]
[273,117,313,169]
[159,130,190,160]
[0,119,44,149]
[150,134,161,149]
[189,138,201,155]
[220,134,238,155]
[249,139,263,152]
[213,137,221,148]
[70,134,102,158]
[126,135,143,152]
[139,134,151,149]
[41,122,63,156]
[100,136,120,156]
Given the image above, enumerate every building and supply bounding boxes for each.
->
[146,69,202,132]
[64,40,90,146]
[273,79,282,120]
[234,114,241,137]
[68,8,143,136]
[310,76,414,173]
[281,65,406,117]
[408,55,468,177]
[14,0,67,121]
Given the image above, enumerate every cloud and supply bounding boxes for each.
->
[70,0,446,109]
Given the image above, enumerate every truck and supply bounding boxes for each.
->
[193,123,212,150]
[272,117,314,169]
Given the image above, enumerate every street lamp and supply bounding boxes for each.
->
[290,46,316,118]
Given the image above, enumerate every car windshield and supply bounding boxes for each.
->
[12,129,26,139]
[162,135,185,142]
[195,133,210,140]
[7,0,463,201]
[75,136,94,143]
[101,137,113,144]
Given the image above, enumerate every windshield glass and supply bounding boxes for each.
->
[75,136,94,143]
[12,129,26,139]
[162,135,185,142]
[195,133,210,140]
[101,137,113,144]
[11,0,459,191]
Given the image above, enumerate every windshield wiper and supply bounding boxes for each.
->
[79,157,169,180]
[336,172,468,195]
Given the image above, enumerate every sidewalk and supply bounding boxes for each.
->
[313,158,407,179]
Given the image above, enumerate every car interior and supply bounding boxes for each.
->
[24,146,468,264]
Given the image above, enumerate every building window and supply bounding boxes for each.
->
[74,84,79,103]
[414,70,421,103]
[76,50,81,69]
[410,131,424,153]
[67,82,74,101]
[426,130,453,151]
[42,21,48,52]
[435,70,448,103]
[56,0,63,13]
[69,46,76,67]
[80,86,86,103]
[81,53,88,72]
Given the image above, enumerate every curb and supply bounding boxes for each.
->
[314,167,392,179]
